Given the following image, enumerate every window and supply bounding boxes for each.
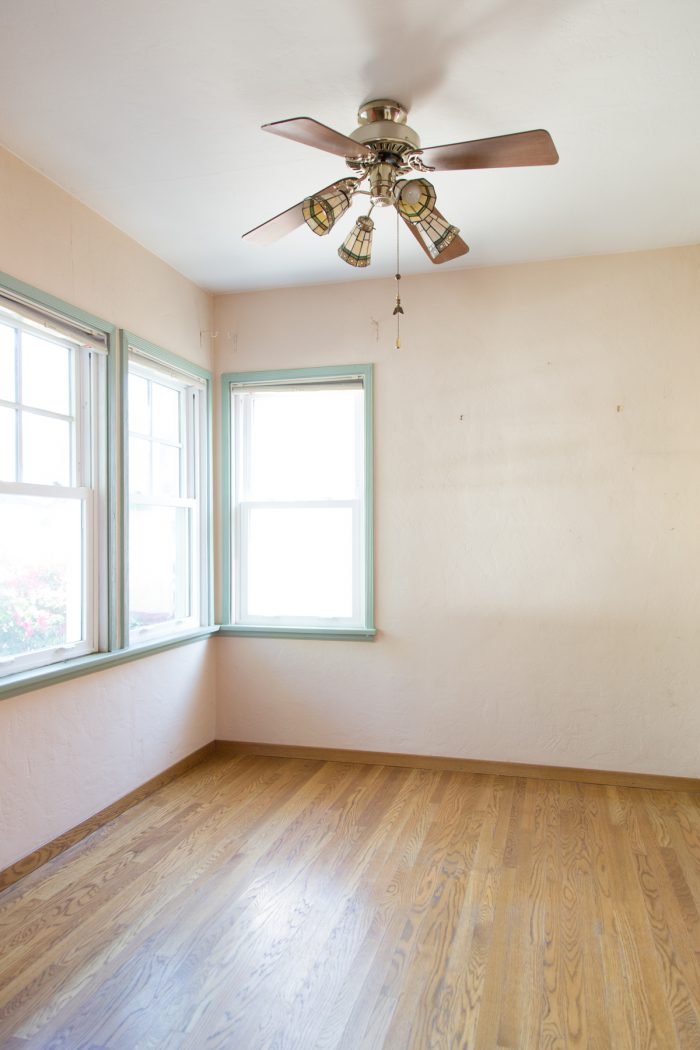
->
[127,344,210,643]
[0,292,109,677]
[0,278,215,698]
[223,366,374,637]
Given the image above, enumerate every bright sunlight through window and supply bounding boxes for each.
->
[0,306,106,676]
[127,353,207,642]
[227,367,373,633]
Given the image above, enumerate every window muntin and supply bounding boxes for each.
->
[229,370,372,631]
[0,310,103,676]
[127,355,207,642]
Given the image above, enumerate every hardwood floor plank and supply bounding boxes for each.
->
[442,777,516,1049]
[258,768,438,1050]
[349,773,491,1049]
[2,758,341,1042]
[1,755,700,1050]
[17,759,357,1047]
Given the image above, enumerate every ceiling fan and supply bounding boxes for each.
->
[242,99,559,268]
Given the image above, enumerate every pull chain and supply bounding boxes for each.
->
[393,209,404,349]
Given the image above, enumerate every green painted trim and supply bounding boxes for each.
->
[220,375,233,624]
[122,331,211,382]
[118,331,129,647]
[220,364,375,632]
[106,331,120,650]
[205,374,215,626]
[363,364,375,630]
[0,270,116,338]
[217,626,377,641]
[0,628,220,702]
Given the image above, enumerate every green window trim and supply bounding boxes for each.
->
[0,628,220,702]
[0,271,216,698]
[217,625,376,641]
[220,364,375,634]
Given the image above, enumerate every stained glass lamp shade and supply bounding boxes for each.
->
[338,215,374,267]
[302,185,355,236]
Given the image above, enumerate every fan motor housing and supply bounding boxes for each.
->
[349,98,420,152]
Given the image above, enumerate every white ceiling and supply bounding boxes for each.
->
[0,0,698,293]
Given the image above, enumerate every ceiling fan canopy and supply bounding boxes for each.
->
[243,99,559,268]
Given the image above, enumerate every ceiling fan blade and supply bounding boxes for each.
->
[399,210,470,265]
[418,129,558,171]
[242,180,348,244]
[262,117,373,160]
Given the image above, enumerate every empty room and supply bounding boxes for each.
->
[1,0,700,1047]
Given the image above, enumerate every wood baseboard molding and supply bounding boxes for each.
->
[0,741,215,893]
[215,739,700,794]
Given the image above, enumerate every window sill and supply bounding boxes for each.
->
[0,627,220,701]
[0,621,378,701]
[217,625,377,641]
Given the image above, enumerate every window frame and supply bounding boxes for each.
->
[220,365,376,641]
[0,273,218,702]
[0,274,115,678]
[122,332,214,646]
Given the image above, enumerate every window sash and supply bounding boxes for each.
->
[0,328,102,677]
[127,354,207,642]
[235,498,364,628]
[228,370,371,631]
[0,295,108,353]
[0,324,91,487]
[128,499,199,642]
[0,487,96,676]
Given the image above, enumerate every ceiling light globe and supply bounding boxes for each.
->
[396,178,437,224]
[402,182,423,205]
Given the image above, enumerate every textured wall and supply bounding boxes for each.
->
[214,244,700,778]
[0,147,216,870]
[0,147,212,366]
[0,644,215,870]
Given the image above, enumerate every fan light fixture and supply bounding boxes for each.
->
[338,215,374,267]
[302,180,357,236]
[244,99,559,272]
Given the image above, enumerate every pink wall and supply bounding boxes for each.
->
[2,138,700,874]
[214,245,700,778]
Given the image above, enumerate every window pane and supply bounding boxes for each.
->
[0,494,83,658]
[128,373,150,435]
[0,323,15,401]
[247,389,360,500]
[21,333,71,415]
[22,412,72,485]
[129,435,151,496]
[0,406,16,481]
[129,504,190,629]
[155,441,181,497]
[152,382,180,442]
[246,506,354,619]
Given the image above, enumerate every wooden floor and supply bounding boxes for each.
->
[1,756,700,1049]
